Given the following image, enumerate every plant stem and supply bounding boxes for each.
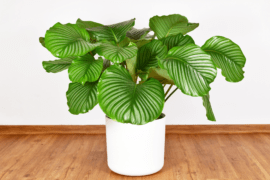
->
[165,87,178,102]
[164,84,173,97]
[135,74,138,83]
[163,84,166,88]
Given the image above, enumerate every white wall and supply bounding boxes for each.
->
[0,0,269,125]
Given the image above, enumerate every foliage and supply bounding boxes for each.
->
[40,14,246,124]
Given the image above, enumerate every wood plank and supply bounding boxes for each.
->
[1,134,270,179]
[1,125,270,135]
[217,134,268,180]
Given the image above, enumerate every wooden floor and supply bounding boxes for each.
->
[1,134,270,180]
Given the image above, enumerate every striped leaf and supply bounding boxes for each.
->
[149,14,199,39]
[97,65,165,125]
[66,81,98,115]
[87,19,135,43]
[201,36,246,82]
[68,54,103,85]
[96,42,137,63]
[45,23,100,58]
[160,33,195,50]
[180,23,199,35]
[202,93,216,121]
[42,57,76,73]
[158,44,217,97]
[76,18,103,29]
[137,40,167,71]
[126,27,151,40]
[118,37,131,47]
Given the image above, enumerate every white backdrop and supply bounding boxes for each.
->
[0,0,269,125]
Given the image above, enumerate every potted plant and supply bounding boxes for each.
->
[40,14,246,176]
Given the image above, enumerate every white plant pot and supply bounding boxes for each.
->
[105,114,166,176]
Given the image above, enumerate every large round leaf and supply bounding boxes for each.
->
[149,14,199,39]
[68,54,103,85]
[42,57,76,73]
[158,44,217,97]
[87,19,135,43]
[45,23,100,58]
[137,40,167,71]
[66,81,98,115]
[97,65,165,125]
[160,33,194,50]
[201,36,246,82]
[96,42,137,63]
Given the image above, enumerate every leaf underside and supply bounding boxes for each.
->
[148,68,174,84]
[39,37,46,47]
[76,18,103,29]
[202,93,216,121]
[126,27,151,40]
[126,56,137,82]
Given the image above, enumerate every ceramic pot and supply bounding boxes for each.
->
[105,114,166,176]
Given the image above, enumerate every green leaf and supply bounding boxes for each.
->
[201,36,246,82]
[118,37,131,47]
[148,68,174,84]
[42,57,76,73]
[138,73,148,82]
[97,65,165,125]
[132,39,151,49]
[149,14,198,39]
[68,54,103,85]
[66,81,98,115]
[202,93,216,121]
[126,27,151,40]
[45,23,100,58]
[39,37,46,47]
[137,40,167,71]
[126,56,137,82]
[160,33,194,50]
[76,18,103,29]
[96,41,137,63]
[87,19,135,43]
[158,44,217,97]
[181,23,199,35]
